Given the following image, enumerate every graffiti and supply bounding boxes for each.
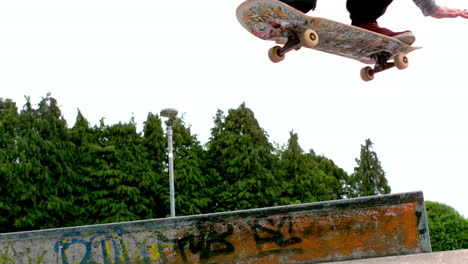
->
[176,222,234,262]
[248,216,303,258]
[0,244,14,264]
[0,243,45,264]
[0,192,431,264]
[1,217,303,264]
[54,229,132,264]
[50,223,236,264]
[173,216,305,262]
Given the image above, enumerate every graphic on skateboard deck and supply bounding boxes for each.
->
[236,0,420,81]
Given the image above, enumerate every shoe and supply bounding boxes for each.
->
[393,32,416,46]
[357,22,416,45]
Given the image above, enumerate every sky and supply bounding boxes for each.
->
[1,0,467,217]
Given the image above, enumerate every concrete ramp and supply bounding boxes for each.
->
[329,249,468,264]
[0,191,431,263]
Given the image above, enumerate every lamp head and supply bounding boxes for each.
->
[160,108,178,118]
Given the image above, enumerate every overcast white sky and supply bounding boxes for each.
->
[1,0,467,217]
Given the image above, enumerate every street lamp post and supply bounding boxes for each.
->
[160,108,178,218]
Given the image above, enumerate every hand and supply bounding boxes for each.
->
[431,7,468,19]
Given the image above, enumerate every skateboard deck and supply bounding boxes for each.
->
[236,0,420,81]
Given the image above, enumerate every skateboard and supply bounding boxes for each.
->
[236,0,420,81]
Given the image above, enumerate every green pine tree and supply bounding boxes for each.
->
[348,139,390,198]
[68,110,102,226]
[10,95,77,230]
[35,95,78,229]
[142,113,167,218]
[169,117,210,216]
[0,98,21,232]
[278,132,349,205]
[311,154,349,201]
[206,103,279,212]
[85,119,155,223]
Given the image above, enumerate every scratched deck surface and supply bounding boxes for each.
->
[237,0,419,64]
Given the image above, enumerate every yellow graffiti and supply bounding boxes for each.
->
[105,241,112,258]
[1,243,45,264]
[104,239,127,263]
[0,244,15,264]
[146,244,174,262]
[121,243,130,263]
[64,249,69,261]
[148,244,160,261]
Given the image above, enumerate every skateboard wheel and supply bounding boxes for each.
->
[360,66,374,82]
[300,29,319,48]
[394,53,409,70]
[268,46,285,63]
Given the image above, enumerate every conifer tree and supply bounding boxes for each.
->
[9,95,77,230]
[68,110,101,226]
[278,132,348,205]
[13,97,47,230]
[83,119,157,223]
[142,113,168,218]
[170,117,210,216]
[278,132,315,204]
[348,139,390,197]
[206,103,278,212]
[312,154,350,200]
[0,98,20,232]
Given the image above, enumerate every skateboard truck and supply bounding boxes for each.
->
[268,29,320,63]
[360,51,409,82]
[372,52,394,74]
[277,31,302,57]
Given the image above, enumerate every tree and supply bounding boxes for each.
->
[426,201,467,251]
[142,113,167,218]
[312,154,349,201]
[277,132,349,205]
[83,118,157,224]
[170,116,211,216]
[8,95,78,230]
[206,104,279,212]
[348,139,390,198]
[35,95,80,228]
[69,110,103,226]
[0,98,21,232]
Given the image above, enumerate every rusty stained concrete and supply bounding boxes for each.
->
[0,191,431,264]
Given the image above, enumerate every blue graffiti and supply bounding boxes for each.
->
[54,236,92,264]
[53,228,134,264]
